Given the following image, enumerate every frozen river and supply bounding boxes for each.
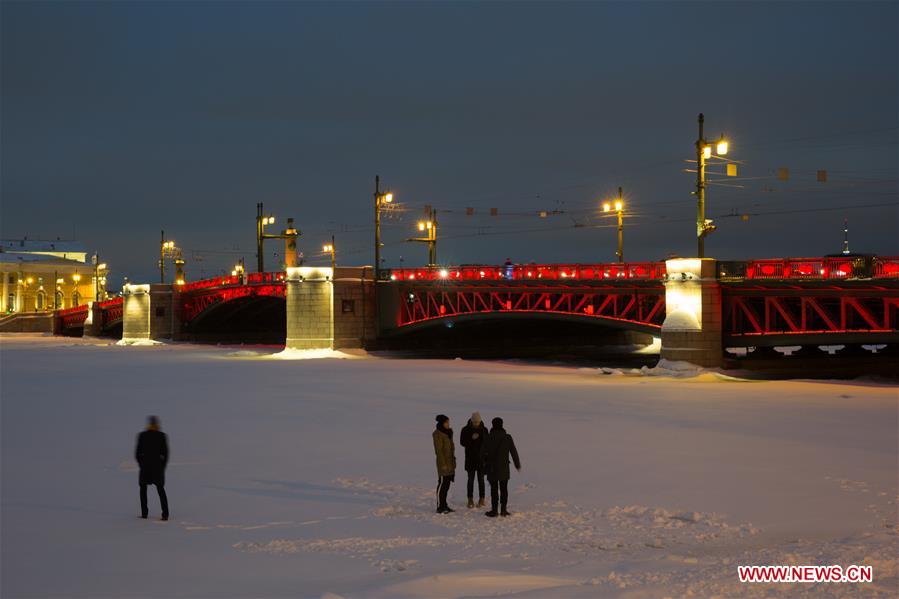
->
[1,334,896,598]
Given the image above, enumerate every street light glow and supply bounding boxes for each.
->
[418,222,426,231]
[703,145,712,159]
[384,192,393,203]
[602,202,611,212]
[716,139,728,155]
[614,200,623,211]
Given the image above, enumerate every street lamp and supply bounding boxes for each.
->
[373,175,394,281]
[694,113,730,258]
[256,203,299,272]
[409,209,438,266]
[159,230,178,283]
[602,187,625,262]
[323,235,336,271]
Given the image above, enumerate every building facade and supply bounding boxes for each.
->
[1,239,108,313]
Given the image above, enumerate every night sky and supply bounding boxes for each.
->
[2,1,897,285]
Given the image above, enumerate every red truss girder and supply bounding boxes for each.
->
[180,284,285,322]
[724,292,899,337]
[58,305,89,329]
[398,287,665,328]
[97,297,123,327]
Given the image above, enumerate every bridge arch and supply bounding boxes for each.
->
[181,293,286,344]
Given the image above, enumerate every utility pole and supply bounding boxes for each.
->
[330,234,336,271]
[842,219,850,255]
[323,235,336,271]
[602,191,624,262]
[694,113,728,258]
[616,187,624,263]
[373,176,394,280]
[94,252,100,301]
[429,209,437,266]
[159,230,166,283]
[374,176,381,280]
[696,114,707,258]
[256,203,299,272]
[409,207,438,266]
[256,203,265,273]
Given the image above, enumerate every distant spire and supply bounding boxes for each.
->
[842,219,850,255]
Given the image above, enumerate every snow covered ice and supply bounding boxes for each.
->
[1,334,896,598]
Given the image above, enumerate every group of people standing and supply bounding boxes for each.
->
[433,412,521,517]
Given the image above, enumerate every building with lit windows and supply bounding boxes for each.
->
[0,239,108,313]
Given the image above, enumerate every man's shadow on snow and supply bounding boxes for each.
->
[209,480,384,505]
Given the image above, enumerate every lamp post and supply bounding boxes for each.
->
[602,187,625,262]
[159,231,177,283]
[231,258,246,283]
[256,203,299,272]
[373,175,394,281]
[694,113,729,258]
[409,208,438,266]
[323,236,336,271]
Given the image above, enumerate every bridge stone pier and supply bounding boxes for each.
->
[121,283,178,342]
[660,258,723,367]
[285,266,375,350]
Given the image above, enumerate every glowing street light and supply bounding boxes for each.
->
[159,230,178,283]
[374,176,395,280]
[694,114,731,258]
[256,203,300,272]
[323,235,336,271]
[601,187,626,262]
[409,209,438,266]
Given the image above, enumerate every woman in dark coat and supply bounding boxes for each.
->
[481,417,521,518]
[459,412,489,508]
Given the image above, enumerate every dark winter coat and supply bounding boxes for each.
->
[459,420,488,471]
[135,429,169,486]
[432,426,456,477]
[481,427,521,482]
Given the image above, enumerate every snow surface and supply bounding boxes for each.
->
[1,334,896,598]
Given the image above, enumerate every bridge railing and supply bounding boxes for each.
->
[386,263,667,282]
[720,256,899,281]
[179,272,286,292]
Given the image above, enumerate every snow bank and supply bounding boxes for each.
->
[270,347,363,360]
[115,338,164,346]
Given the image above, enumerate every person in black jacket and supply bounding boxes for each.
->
[459,412,489,508]
[481,417,521,518]
[135,415,169,521]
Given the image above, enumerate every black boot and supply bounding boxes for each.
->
[485,510,498,517]
[500,507,511,517]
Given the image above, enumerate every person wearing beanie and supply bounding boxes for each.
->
[459,411,489,508]
[432,414,456,514]
[135,415,170,521]
[481,416,521,517]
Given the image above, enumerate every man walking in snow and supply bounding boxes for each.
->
[433,414,456,513]
[135,415,170,521]
[481,417,521,518]
[460,411,488,508]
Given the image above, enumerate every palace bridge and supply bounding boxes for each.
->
[44,255,899,367]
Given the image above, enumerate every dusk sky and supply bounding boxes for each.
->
[2,1,897,284]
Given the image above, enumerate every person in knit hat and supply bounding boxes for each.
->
[460,411,489,508]
[433,414,456,513]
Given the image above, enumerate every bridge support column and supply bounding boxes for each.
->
[84,301,103,337]
[660,258,723,368]
[122,283,178,342]
[286,267,334,350]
